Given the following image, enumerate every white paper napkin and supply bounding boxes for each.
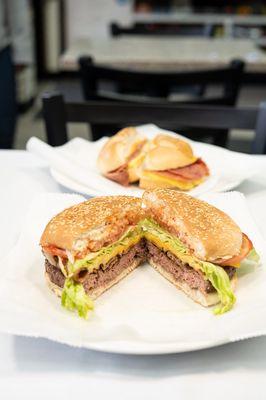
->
[0,191,265,354]
[26,137,134,195]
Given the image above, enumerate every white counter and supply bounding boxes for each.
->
[60,37,266,73]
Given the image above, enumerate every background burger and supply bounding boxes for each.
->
[139,134,209,190]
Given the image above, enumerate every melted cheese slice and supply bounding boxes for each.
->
[142,171,204,190]
[68,231,142,276]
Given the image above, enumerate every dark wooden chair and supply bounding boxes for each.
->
[110,22,215,37]
[42,93,266,154]
[78,56,245,146]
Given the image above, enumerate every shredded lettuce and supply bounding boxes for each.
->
[141,219,236,315]
[61,278,94,319]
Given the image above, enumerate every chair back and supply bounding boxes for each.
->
[42,93,266,154]
[79,56,244,107]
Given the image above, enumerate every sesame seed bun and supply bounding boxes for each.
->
[97,127,146,182]
[142,189,243,262]
[40,196,144,253]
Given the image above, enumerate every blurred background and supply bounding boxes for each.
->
[1,0,266,151]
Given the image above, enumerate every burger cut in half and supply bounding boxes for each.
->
[139,134,209,191]
[142,189,259,314]
[97,127,147,186]
[41,196,146,318]
[40,190,259,319]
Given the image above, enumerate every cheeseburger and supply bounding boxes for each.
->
[40,190,259,318]
[41,196,146,318]
[139,134,209,190]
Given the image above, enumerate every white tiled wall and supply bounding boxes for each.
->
[66,0,133,43]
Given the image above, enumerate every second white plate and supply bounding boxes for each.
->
[50,124,262,197]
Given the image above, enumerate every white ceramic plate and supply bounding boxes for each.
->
[49,124,262,197]
[0,192,266,355]
[50,167,219,198]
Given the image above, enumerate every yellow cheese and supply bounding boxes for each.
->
[69,231,142,276]
[224,261,240,268]
[144,230,202,271]
[142,171,204,190]
[128,152,145,169]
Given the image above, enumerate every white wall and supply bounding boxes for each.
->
[66,0,133,44]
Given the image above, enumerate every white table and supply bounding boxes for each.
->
[60,37,266,73]
[2,150,266,400]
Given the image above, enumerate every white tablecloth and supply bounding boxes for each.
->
[1,150,266,400]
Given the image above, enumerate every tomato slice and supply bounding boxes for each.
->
[216,234,253,267]
[42,245,67,259]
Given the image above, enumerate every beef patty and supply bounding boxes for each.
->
[45,239,147,295]
[147,241,236,294]
[45,239,236,295]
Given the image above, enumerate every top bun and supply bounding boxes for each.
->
[152,134,193,153]
[40,196,144,253]
[97,127,146,174]
[143,134,197,171]
[142,189,242,262]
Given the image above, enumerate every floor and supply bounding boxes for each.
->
[14,81,266,153]
[14,79,90,149]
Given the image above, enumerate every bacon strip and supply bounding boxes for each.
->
[105,164,130,186]
[161,159,209,181]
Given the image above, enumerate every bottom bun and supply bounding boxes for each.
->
[148,258,237,307]
[45,272,63,298]
[45,258,142,301]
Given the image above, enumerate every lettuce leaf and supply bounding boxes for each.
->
[246,247,260,263]
[67,227,142,276]
[61,278,94,319]
[140,218,188,255]
[197,261,236,315]
[141,219,236,315]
